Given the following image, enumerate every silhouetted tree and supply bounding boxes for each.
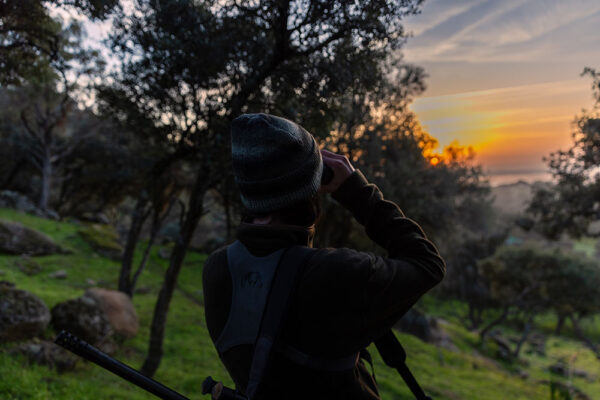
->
[529,68,600,239]
[99,0,427,377]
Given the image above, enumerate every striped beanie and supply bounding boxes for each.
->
[230,113,323,214]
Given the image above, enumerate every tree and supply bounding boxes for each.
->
[478,246,600,358]
[0,0,117,85]
[529,68,600,239]
[99,0,426,377]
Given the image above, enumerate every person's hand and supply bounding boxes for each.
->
[320,149,356,193]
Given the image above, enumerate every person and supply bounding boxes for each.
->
[202,113,445,400]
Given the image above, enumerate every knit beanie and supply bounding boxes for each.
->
[230,113,323,214]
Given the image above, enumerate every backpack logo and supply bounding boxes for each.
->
[242,271,263,288]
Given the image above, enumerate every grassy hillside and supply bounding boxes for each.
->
[0,208,599,399]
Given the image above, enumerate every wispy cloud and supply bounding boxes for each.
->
[405,0,600,63]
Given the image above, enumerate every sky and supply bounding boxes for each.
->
[402,0,600,182]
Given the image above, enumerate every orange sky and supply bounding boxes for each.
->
[403,0,600,181]
[412,79,593,172]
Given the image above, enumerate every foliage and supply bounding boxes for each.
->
[528,68,600,239]
[0,0,62,85]
[478,245,600,355]
[2,208,600,399]
[98,0,428,377]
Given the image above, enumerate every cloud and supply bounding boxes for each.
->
[404,0,600,63]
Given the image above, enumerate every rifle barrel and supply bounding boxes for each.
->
[55,331,189,400]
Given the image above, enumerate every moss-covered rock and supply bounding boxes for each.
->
[0,219,66,256]
[0,286,51,342]
[50,294,115,354]
[77,223,123,260]
[9,339,78,372]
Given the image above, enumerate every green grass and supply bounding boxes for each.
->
[1,207,600,399]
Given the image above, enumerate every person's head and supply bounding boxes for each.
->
[231,113,323,227]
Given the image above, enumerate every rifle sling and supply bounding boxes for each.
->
[375,330,433,400]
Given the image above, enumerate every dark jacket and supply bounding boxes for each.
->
[202,170,445,399]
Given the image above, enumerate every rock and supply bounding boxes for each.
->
[77,223,123,260]
[0,286,51,342]
[517,369,529,380]
[158,247,171,260]
[15,255,42,276]
[0,191,59,220]
[86,278,97,286]
[158,222,181,243]
[0,220,67,256]
[0,280,15,288]
[394,309,456,351]
[549,362,567,376]
[80,212,110,225]
[48,270,67,279]
[85,288,139,339]
[545,380,592,400]
[549,362,591,380]
[50,295,115,354]
[134,286,152,295]
[10,339,77,372]
[395,308,433,340]
[527,332,546,356]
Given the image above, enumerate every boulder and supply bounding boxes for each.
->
[0,190,58,220]
[15,255,42,276]
[10,339,77,372]
[48,270,67,279]
[549,361,591,380]
[85,288,139,339]
[0,286,51,342]
[395,309,432,340]
[0,220,66,256]
[394,309,456,351]
[77,223,123,260]
[50,294,115,354]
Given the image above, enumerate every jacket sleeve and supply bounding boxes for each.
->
[330,169,445,345]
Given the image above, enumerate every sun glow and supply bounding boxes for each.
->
[411,79,594,172]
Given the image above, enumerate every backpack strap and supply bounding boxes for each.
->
[244,245,314,400]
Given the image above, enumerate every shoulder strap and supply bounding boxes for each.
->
[244,245,314,400]
[374,330,433,400]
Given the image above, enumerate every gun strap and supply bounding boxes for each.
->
[374,330,433,400]
[244,245,314,400]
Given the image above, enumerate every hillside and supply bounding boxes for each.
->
[1,208,599,399]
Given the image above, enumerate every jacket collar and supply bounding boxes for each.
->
[236,220,314,256]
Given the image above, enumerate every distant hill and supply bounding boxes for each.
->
[490,180,552,216]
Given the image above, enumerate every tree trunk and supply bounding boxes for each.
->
[555,314,566,335]
[479,306,510,343]
[513,313,535,358]
[38,149,52,210]
[468,301,481,330]
[118,194,150,296]
[130,198,176,294]
[140,176,207,377]
[570,315,600,359]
